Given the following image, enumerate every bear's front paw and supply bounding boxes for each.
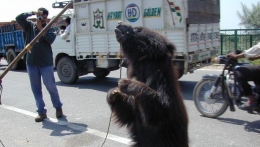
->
[107,88,122,104]
[118,79,146,95]
[118,79,131,88]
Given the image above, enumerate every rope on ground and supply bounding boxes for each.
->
[100,112,113,147]
[100,58,123,147]
[0,140,5,147]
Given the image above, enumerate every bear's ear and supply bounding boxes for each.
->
[149,40,175,59]
[167,42,176,57]
[150,42,175,59]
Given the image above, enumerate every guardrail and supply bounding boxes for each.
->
[220,29,260,55]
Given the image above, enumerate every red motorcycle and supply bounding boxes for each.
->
[193,53,260,118]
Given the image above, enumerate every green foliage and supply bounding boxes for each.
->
[249,59,260,65]
[237,2,260,29]
[238,58,260,65]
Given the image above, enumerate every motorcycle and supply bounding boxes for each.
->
[193,52,260,118]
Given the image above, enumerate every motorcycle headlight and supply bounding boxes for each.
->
[217,55,227,64]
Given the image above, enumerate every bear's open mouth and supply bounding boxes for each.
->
[114,28,125,42]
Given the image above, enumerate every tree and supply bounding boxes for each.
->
[237,2,260,29]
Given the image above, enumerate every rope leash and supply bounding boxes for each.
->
[100,112,112,147]
[100,58,123,147]
[0,140,5,147]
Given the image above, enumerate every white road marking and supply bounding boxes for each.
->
[1,104,132,145]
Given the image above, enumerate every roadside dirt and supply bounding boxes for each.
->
[201,64,224,70]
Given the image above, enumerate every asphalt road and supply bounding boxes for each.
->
[0,61,259,147]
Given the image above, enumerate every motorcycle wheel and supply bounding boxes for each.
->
[193,79,229,118]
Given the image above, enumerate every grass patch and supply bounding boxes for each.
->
[238,59,260,65]
[249,60,260,65]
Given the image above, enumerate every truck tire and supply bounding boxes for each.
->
[93,69,110,78]
[173,61,184,79]
[177,69,184,79]
[57,56,78,84]
[6,49,25,70]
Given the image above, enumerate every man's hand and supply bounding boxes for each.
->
[227,52,237,59]
[32,11,43,31]
[36,11,43,31]
[248,56,260,61]
[32,11,43,16]
[227,52,245,59]
[36,20,43,31]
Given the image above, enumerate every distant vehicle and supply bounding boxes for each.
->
[193,53,260,118]
[0,24,25,69]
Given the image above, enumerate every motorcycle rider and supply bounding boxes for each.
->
[227,42,260,110]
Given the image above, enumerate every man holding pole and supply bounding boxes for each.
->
[16,8,63,122]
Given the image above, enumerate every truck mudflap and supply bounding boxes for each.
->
[187,48,219,71]
[96,58,120,69]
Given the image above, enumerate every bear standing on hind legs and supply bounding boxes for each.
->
[106,22,189,147]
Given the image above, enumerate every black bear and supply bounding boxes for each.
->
[106,22,189,147]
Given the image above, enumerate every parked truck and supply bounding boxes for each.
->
[0,24,26,69]
[0,0,221,84]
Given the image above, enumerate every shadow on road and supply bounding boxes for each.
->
[56,77,197,101]
[42,115,89,136]
[56,77,198,101]
[179,80,197,101]
[56,77,119,93]
[217,117,260,134]
[0,66,27,73]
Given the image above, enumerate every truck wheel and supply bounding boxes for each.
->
[6,49,25,70]
[57,56,78,84]
[177,69,184,79]
[93,69,110,78]
[173,61,184,79]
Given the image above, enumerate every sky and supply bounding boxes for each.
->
[220,0,257,29]
[0,0,257,29]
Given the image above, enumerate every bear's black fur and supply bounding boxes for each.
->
[107,22,189,147]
